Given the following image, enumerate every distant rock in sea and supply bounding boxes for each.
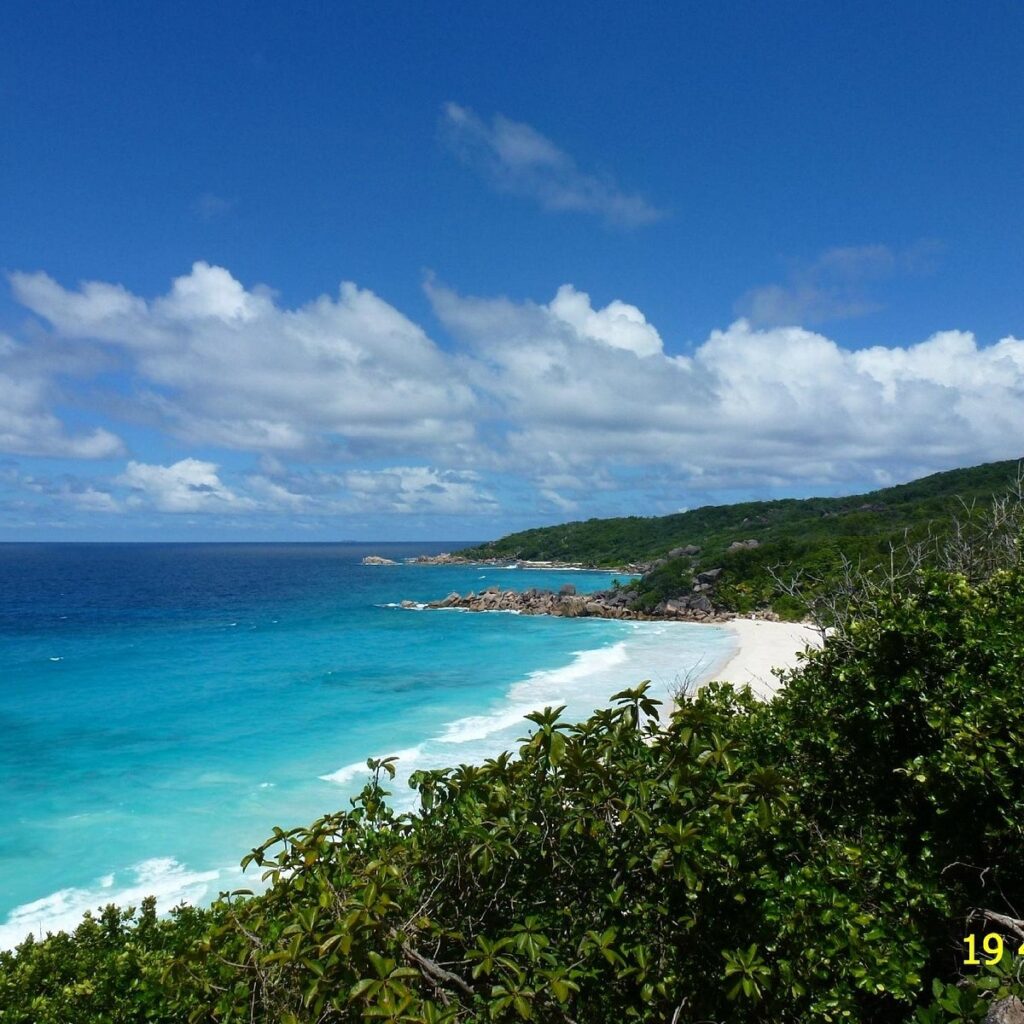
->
[406,552,468,565]
[362,555,398,565]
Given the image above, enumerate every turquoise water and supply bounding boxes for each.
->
[0,543,735,945]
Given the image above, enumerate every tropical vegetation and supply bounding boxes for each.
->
[459,459,1024,618]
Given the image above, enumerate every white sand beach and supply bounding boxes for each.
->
[706,618,823,700]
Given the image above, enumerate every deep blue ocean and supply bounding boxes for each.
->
[0,543,735,946]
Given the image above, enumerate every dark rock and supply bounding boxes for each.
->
[689,594,714,613]
[696,568,722,584]
[559,583,577,595]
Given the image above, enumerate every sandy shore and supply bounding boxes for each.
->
[701,618,823,700]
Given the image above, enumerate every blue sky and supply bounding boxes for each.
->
[1,1,1022,540]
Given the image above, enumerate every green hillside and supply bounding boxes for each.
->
[459,459,1023,616]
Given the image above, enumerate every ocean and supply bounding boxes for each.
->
[0,543,736,946]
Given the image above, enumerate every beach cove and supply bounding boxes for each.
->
[0,544,813,948]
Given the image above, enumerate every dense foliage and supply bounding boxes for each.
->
[458,459,1023,617]
[3,553,1024,1021]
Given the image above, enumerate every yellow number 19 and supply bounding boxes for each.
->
[964,933,1004,965]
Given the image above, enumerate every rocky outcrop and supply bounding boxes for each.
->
[668,544,701,558]
[406,553,648,574]
[419,586,732,623]
[406,553,472,565]
[727,539,760,552]
[362,555,399,565]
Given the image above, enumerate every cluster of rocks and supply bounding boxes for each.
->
[362,555,398,565]
[641,545,702,574]
[406,552,645,572]
[727,538,761,552]
[397,535,782,622]
[405,552,472,565]
[415,581,733,623]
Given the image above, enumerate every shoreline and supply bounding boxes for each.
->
[401,553,648,574]
[400,577,822,702]
[695,618,823,701]
[1,613,816,949]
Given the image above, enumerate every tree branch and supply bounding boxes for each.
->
[972,909,1024,943]
[401,942,476,999]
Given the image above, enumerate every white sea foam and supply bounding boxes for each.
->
[435,642,629,744]
[0,857,236,950]
[319,622,736,813]
[319,760,368,785]
[320,745,424,786]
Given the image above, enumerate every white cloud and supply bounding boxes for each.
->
[548,285,663,357]
[11,263,477,457]
[0,337,124,459]
[441,103,666,228]
[118,458,252,513]
[245,474,311,511]
[6,261,1024,526]
[65,486,121,513]
[154,261,263,322]
[10,273,150,341]
[343,466,495,515]
[428,281,1024,488]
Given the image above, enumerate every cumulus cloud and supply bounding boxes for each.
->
[118,459,253,513]
[441,103,666,228]
[548,285,663,357]
[0,336,124,459]
[11,262,477,457]
[6,261,1024,527]
[428,281,1024,489]
[736,241,943,327]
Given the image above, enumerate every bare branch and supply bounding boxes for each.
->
[401,942,476,998]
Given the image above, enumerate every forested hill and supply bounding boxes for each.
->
[459,459,1022,567]
[458,459,1023,615]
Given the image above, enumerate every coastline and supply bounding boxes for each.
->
[401,574,824,704]
[702,618,823,700]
